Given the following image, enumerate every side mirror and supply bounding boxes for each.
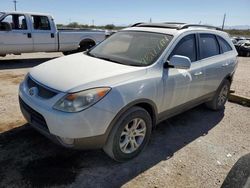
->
[0,22,12,31]
[168,55,191,69]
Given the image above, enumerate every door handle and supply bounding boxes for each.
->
[194,71,203,76]
[23,33,32,38]
[51,33,55,38]
[222,63,229,67]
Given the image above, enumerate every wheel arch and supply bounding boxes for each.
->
[79,37,96,47]
[103,99,158,145]
[224,72,234,84]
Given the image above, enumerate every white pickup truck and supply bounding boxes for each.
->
[0,11,109,56]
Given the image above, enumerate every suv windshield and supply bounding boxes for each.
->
[88,31,172,66]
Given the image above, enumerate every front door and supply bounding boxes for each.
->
[0,14,33,54]
[162,34,205,111]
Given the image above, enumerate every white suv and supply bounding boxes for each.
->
[19,23,238,161]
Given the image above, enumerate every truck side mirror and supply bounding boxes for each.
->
[0,22,12,31]
[167,55,191,69]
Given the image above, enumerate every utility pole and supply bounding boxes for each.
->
[149,18,152,23]
[222,13,226,30]
[92,19,94,26]
[13,0,18,11]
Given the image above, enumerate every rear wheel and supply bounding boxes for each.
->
[78,39,96,52]
[103,107,152,162]
[62,51,70,56]
[62,39,96,55]
[205,79,230,110]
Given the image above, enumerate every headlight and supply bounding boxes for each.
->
[53,87,111,112]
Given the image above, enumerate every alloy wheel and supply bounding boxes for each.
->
[119,118,146,154]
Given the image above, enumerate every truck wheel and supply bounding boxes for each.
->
[205,79,231,111]
[78,40,96,52]
[246,52,250,57]
[63,51,70,56]
[103,106,152,162]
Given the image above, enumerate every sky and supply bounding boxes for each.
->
[1,0,250,27]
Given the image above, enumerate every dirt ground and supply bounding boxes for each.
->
[0,53,249,188]
[231,57,250,98]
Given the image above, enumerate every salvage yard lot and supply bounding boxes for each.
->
[0,53,249,187]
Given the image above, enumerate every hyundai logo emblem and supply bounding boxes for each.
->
[28,87,38,96]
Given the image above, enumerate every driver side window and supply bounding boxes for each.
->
[1,14,27,30]
[169,34,197,62]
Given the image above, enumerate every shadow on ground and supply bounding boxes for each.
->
[0,57,57,70]
[0,105,224,188]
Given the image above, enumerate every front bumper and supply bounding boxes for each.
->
[18,80,116,149]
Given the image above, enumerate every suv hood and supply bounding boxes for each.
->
[30,53,146,92]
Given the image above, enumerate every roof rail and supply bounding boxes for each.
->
[131,22,145,27]
[179,24,222,31]
[131,22,223,31]
[132,23,181,29]
[163,22,186,25]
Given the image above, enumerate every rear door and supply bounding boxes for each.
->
[0,14,33,54]
[198,33,224,95]
[31,15,57,52]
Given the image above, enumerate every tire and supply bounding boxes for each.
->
[103,106,152,162]
[205,79,231,111]
[245,51,250,57]
[78,40,95,52]
[62,51,70,56]
[63,40,95,55]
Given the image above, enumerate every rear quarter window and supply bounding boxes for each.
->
[199,34,220,59]
[217,36,233,53]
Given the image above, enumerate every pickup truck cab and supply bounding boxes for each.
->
[0,11,108,56]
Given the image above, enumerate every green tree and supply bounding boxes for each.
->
[105,24,115,30]
[67,22,79,28]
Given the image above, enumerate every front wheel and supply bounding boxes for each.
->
[245,51,250,57]
[103,107,152,162]
[205,79,230,110]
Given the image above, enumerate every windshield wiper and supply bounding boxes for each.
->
[95,56,123,64]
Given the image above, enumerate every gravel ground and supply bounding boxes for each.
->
[0,53,249,188]
[231,57,250,98]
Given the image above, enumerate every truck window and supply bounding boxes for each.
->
[32,15,51,30]
[1,14,27,30]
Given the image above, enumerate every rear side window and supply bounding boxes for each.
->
[170,34,197,62]
[217,36,233,53]
[199,34,220,59]
[32,15,51,30]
